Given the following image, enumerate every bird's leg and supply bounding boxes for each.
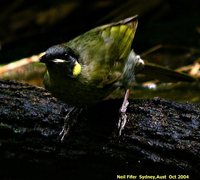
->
[59,106,82,142]
[118,89,130,136]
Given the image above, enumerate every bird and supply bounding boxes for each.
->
[39,15,196,140]
[40,15,144,141]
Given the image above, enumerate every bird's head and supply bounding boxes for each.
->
[40,45,81,78]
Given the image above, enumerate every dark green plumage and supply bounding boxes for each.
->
[40,16,143,105]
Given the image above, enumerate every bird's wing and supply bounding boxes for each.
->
[67,16,139,87]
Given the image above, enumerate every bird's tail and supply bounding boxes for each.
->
[139,61,197,82]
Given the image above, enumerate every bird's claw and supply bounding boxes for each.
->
[117,89,130,136]
[118,112,128,136]
[59,125,70,142]
[59,106,83,142]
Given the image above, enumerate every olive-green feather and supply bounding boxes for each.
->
[65,18,138,87]
[41,16,139,105]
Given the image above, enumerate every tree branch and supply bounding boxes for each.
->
[0,80,199,179]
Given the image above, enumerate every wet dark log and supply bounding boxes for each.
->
[0,80,200,180]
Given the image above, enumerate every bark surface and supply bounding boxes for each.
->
[0,80,199,180]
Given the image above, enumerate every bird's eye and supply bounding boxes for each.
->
[64,53,69,58]
[64,53,72,62]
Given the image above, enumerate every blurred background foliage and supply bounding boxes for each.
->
[0,0,200,102]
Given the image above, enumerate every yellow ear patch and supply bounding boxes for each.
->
[73,61,81,77]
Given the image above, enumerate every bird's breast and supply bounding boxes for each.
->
[45,72,116,106]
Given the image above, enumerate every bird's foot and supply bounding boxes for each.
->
[118,112,128,136]
[118,89,130,136]
[59,106,82,142]
[59,125,70,142]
